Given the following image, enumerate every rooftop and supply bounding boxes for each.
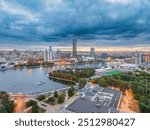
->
[66,97,111,113]
[61,85,122,113]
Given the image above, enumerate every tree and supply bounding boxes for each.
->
[0,93,15,113]
[139,103,150,113]
[137,86,144,95]
[26,100,37,107]
[68,86,75,97]
[97,79,108,87]
[71,86,75,93]
[79,78,87,88]
[58,93,66,104]
[0,106,5,113]
[48,97,55,105]
[4,100,15,113]
[32,102,39,113]
[120,81,129,92]
[37,95,46,101]
[54,91,58,98]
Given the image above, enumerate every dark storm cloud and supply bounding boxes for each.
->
[0,0,150,47]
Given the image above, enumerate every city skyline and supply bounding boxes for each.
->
[0,44,150,52]
[0,0,150,51]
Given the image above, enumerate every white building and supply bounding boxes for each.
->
[120,63,138,70]
[81,56,95,61]
[108,62,122,68]
[48,46,53,61]
[44,46,53,62]
[44,49,48,62]
[0,57,6,63]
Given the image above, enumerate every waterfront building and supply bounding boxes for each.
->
[48,46,53,61]
[72,39,77,58]
[44,46,53,62]
[44,49,48,62]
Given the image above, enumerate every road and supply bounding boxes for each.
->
[119,89,140,113]
[14,97,26,113]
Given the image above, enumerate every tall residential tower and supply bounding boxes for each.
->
[72,39,77,58]
[90,48,95,58]
[44,46,53,62]
[48,46,53,61]
[44,49,48,61]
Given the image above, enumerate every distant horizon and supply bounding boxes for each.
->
[0,44,150,52]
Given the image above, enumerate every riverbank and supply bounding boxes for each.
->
[1,61,106,72]
[11,84,78,113]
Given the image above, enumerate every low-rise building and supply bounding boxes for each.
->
[120,63,138,70]
[60,85,122,113]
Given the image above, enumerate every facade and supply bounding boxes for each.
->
[124,58,135,64]
[135,53,150,64]
[72,39,77,58]
[48,46,53,61]
[141,53,150,64]
[101,53,108,60]
[119,63,138,70]
[44,46,53,62]
[90,48,95,58]
[44,49,48,62]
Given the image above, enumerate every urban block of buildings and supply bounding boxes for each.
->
[59,85,122,113]
[0,39,150,71]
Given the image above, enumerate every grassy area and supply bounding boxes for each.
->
[106,70,123,75]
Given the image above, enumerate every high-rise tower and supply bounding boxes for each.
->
[44,49,48,62]
[44,46,53,62]
[72,39,77,58]
[48,46,53,61]
[90,48,95,58]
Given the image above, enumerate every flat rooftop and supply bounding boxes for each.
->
[66,97,111,113]
[62,85,122,113]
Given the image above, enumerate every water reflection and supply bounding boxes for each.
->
[28,69,32,76]
[0,62,105,94]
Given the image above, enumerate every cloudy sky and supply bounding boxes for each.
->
[0,0,150,51]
